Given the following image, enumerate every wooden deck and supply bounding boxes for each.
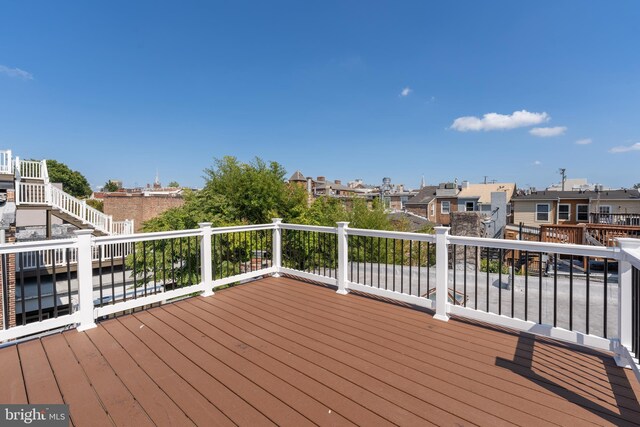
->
[1,276,639,426]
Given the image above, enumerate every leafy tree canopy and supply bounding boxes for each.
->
[143,156,307,231]
[46,160,92,198]
[167,181,180,188]
[103,180,120,192]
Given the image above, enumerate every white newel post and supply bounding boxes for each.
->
[75,229,97,331]
[336,221,349,295]
[272,218,282,277]
[614,238,640,367]
[81,200,87,223]
[199,223,214,297]
[434,226,450,322]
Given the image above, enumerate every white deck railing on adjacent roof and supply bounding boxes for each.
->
[0,150,12,174]
[0,221,638,383]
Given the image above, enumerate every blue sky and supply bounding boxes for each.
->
[1,1,639,190]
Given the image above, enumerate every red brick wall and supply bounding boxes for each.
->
[0,190,16,329]
[103,193,185,232]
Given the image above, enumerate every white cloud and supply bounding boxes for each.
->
[400,87,411,97]
[575,138,592,145]
[609,142,640,153]
[533,160,542,166]
[0,65,33,80]
[450,110,549,132]
[529,126,567,137]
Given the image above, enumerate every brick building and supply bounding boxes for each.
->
[103,191,185,232]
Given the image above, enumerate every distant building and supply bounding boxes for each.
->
[103,187,185,233]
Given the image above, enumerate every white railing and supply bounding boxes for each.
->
[1,221,638,382]
[15,182,133,236]
[15,157,46,180]
[0,150,12,174]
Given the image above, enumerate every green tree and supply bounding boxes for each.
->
[103,180,120,192]
[85,199,104,212]
[46,160,92,198]
[167,181,180,188]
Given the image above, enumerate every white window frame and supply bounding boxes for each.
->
[558,203,571,221]
[576,204,589,222]
[430,202,435,217]
[598,205,612,224]
[536,203,550,222]
[465,201,475,212]
[441,201,451,214]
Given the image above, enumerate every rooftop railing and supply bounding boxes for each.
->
[1,220,639,382]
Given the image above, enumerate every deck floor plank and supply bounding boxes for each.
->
[83,326,196,427]
[210,284,556,426]
[18,339,64,405]
[159,303,398,427]
[116,313,277,427]
[147,306,356,427]
[40,334,113,427]
[254,278,640,424]
[99,319,235,427]
[0,345,27,403]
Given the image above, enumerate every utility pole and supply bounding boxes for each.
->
[559,168,566,191]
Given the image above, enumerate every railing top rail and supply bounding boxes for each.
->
[95,228,204,244]
[347,227,437,242]
[210,223,276,234]
[0,238,77,255]
[448,234,619,258]
[280,223,336,233]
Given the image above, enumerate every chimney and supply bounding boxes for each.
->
[334,179,341,185]
[462,180,470,189]
[317,176,326,182]
[306,177,313,194]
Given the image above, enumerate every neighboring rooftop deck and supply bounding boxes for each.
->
[2,276,639,426]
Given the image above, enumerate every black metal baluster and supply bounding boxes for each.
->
[486,247,490,312]
[51,250,58,317]
[110,244,116,302]
[553,255,558,327]
[511,248,515,317]
[385,238,389,290]
[418,241,421,297]
[452,244,457,299]
[363,236,367,285]
[498,248,503,315]
[143,241,148,296]
[604,258,608,338]
[36,250,42,321]
[399,239,405,293]
[586,256,590,335]
[539,251,543,324]
[370,237,374,287]
[569,254,574,331]
[122,243,127,302]
[427,242,431,295]
[98,246,104,308]
[20,253,26,324]
[475,246,478,309]
[66,249,72,314]
[463,246,467,307]
[153,240,158,294]
[524,250,529,321]
[393,239,396,292]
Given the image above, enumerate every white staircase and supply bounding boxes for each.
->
[12,156,133,235]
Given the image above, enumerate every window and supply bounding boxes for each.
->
[536,204,550,222]
[507,204,512,215]
[430,203,435,217]
[441,201,451,214]
[576,204,589,222]
[465,201,475,212]
[558,204,570,221]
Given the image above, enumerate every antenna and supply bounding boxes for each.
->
[558,168,566,191]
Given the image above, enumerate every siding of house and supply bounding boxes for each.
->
[556,199,589,224]
[513,200,557,227]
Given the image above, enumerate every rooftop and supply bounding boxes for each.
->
[458,182,517,203]
[512,189,640,201]
[2,276,639,426]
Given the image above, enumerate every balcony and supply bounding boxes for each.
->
[1,221,640,425]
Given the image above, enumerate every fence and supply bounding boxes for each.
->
[1,221,638,380]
